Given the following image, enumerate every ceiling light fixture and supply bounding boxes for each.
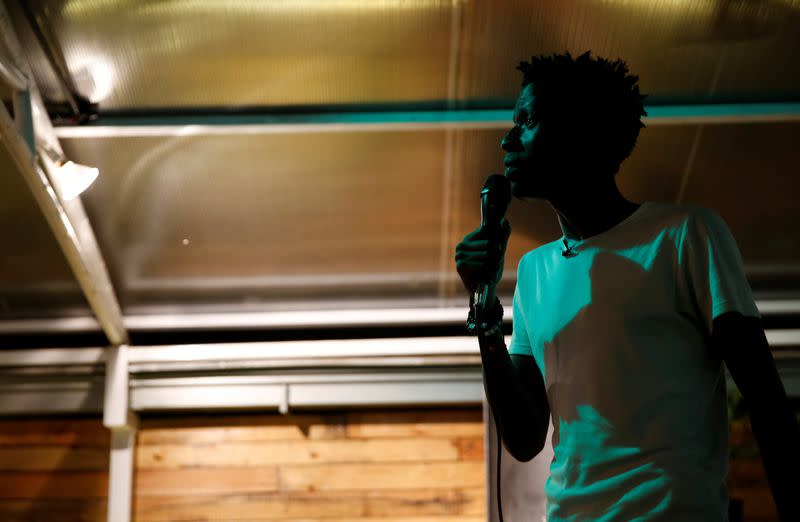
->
[38,146,100,201]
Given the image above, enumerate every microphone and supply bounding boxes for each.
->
[475,174,512,313]
[561,238,577,258]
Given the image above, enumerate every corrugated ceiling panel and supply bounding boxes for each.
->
[17,0,455,109]
[680,121,800,291]
[16,0,800,110]
[0,141,91,319]
[458,0,800,104]
[60,131,448,313]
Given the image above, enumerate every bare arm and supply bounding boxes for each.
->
[479,324,550,462]
[712,311,800,522]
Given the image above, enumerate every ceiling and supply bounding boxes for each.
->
[1,0,799,338]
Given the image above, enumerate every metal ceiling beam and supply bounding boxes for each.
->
[0,0,127,347]
[0,297,799,334]
[0,100,127,345]
[50,102,800,138]
[0,55,28,90]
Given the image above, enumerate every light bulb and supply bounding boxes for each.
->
[55,160,99,200]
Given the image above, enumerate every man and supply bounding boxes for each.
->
[455,51,799,521]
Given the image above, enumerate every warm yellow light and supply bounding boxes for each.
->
[55,160,99,200]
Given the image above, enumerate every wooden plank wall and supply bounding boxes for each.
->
[0,415,110,521]
[0,405,787,521]
[134,407,485,522]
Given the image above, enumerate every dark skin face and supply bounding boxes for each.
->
[501,83,640,240]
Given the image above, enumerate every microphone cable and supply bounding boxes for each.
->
[495,410,504,522]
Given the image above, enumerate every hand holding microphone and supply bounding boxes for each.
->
[454,174,512,313]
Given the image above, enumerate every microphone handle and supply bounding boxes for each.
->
[474,282,496,320]
[474,218,502,319]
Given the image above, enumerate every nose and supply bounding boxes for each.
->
[501,126,522,152]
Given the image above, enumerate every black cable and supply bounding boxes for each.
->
[15,0,95,122]
[496,416,504,522]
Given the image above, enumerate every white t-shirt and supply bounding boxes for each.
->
[507,201,759,522]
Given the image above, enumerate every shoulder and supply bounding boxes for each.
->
[519,238,562,269]
[642,202,731,239]
[639,201,718,226]
[677,204,734,241]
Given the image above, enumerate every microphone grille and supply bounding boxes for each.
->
[482,173,511,208]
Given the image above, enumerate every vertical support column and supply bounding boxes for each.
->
[104,345,138,522]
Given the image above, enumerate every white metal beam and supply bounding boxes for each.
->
[0,0,127,345]
[0,103,128,345]
[103,345,138,522]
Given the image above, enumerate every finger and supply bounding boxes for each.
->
[457,239,490,251]
[455,251,489,263]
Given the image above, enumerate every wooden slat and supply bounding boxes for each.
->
[138,409,483,445]
[135,487,484,521]
[134,408,485,520]
[315,517,484,522]
[280,461,484,491]
[0,471,108,498]
[0,498,107,521]
[0,417,108,447]
[135,467,279,496]
[362,487,484,517]
[453,436,483,460]
[136,437,468,469]
[134,488,486,521]
[345,409,484,438]
[138,413,347,445]
[0,447,109,471]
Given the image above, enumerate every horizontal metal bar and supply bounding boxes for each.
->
[129,369,484,411]
[1,297,799,335]
[0,376,105,415]
[4,356,800,416]
[0,347,105,367]
[3,333,796,372]
[124,307,484,331]
[766,330,800,347]
[52,103,800,138]
[0,336,490,368]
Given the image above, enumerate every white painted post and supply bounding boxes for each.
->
[104,346,138,522]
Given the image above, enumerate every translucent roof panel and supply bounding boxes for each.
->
[14,0,800,110]
[680,121,800,292]
[61,130,448,314]
[13,0,455,109]
[458,0,800,104]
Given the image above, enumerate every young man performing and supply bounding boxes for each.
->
[455,51,798,521]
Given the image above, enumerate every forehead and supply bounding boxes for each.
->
[514,83,536,113]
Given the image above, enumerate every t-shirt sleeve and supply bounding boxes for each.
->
[683,207,760,335]
[507,256,534,357]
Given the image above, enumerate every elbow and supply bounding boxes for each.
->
[504,429,546,462]
[511,441,544,463]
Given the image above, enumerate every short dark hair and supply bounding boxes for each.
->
[516,50,648,175]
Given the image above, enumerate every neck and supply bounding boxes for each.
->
[549,182,639,240]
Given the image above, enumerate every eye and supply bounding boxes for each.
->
[524,117,537,128]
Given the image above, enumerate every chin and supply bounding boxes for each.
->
[510,180,542,200]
